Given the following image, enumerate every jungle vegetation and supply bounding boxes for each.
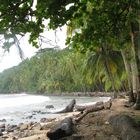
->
[0,47,126,94]
[0,0,140,109]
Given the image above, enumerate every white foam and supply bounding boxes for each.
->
[0,94,50,108]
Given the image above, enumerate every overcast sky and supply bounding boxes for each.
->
[0,26,67,72]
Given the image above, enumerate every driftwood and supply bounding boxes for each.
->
[47,99,112,139]
[47,99,76,114]
[74,99,112,122]
[75,101,104,112]
[47,117,74,140]
[56,99,76,113]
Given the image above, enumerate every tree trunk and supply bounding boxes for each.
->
[121,50,135,103]
[130,21,140,109]
[75,101,104,112]
[74,100,112,122]
[104,56,117,98]
[102,46,118,98]
[48,99,76,114]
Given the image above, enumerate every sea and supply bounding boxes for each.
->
[0,93,110,125]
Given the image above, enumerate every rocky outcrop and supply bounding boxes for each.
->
[109,114,140,140]
[47,117,74,140]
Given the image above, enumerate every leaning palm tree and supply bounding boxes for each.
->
[83,45,125,98]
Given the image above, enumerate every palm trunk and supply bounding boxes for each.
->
[102,46,117,98]
[130,23,140,109]
[121,50,135,103]
[104,60,117,98]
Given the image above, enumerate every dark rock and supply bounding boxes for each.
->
[109,114,140,140]
[6,124,17,132]
[0,124,5,128]
[0,128,5,133]
[26,115,33,119]
[47,117,74,140]
[39,111,47,114]
[0,131,3,136]
[33,110,41,113]
[40,118,47,123]
[0,119,6,122]
[45,105,54,109]
[31,123,42,130]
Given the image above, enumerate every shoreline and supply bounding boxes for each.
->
[0,98,140,140]
[0,91,127,97]
[0,112,80,140]
[0,95,111,125]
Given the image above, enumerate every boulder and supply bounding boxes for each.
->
[19,124,28,131]
[0,123,5,128]
[6,124,17,132]
[31,123,42,130]
[45,105,54,109]
[47,117,74,140]
[109,114,140,140]
[0,119,6,122]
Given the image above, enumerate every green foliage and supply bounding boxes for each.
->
[0,0,139,95]
[0,48,127,93]
[0,48,84,93]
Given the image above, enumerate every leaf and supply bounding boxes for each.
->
[105,81,112,91]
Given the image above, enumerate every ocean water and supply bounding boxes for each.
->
[0,93,110,125]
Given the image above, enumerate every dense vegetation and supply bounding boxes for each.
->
[0,48,125,94]
[0,0,140,109]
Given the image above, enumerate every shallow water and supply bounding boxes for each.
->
[0,93,110,124]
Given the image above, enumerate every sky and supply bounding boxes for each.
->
[0,26,67,72]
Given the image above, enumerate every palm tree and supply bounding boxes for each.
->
[84,44,125,98]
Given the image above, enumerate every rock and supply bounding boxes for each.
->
[0,124,5,128]
[109,114,140,140]
[19,124,28,131]
[40,118,47,123]
[0,124,5,133]
[104,121,109,125]
[6,124,17,132]
[0,119,6,122]
[45,105,54,109]
[41,111,47,114]
[0,131,3,136]
[0,128,5,133]
[31,123,42,130]
[40,118,55,123]
[18,133,48,140]
[47,117,74,140]
[26,115,33,119]
[33,110,41,114]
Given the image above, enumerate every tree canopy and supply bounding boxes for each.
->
[0,48,126,93]
[0,0,140,109]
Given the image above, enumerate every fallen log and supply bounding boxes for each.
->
[55,99,76,113]
[74,99,112,123]
[47,117,74,140]
[75,101,103,112]
[47,99,76,114]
